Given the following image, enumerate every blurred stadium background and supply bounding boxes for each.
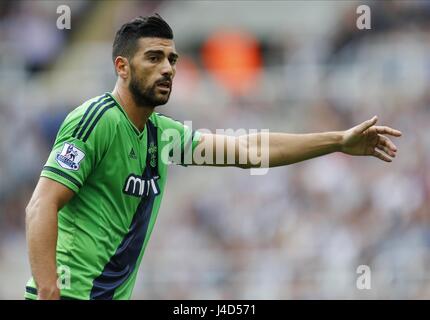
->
[0,0,429,299]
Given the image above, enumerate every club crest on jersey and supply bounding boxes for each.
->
[148,142,157,167]
[56,142,85,171]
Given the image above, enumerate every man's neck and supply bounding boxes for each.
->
[112,85,154,132]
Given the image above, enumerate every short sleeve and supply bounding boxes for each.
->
[41,103,116,193]
[154,113,201,166]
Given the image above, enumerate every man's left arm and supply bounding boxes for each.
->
[191,116,402,168]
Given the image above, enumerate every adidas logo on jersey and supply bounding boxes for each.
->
[129,147,137,159]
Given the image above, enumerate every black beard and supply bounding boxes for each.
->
[129,72,170,108]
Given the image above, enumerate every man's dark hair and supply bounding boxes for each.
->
[112,14,173,64]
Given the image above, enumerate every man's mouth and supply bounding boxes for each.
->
[156,81,171,90]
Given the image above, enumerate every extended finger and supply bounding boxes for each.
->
[356,116,378,133]
[376,144,396,157]
[373,149,392,162]
[374,126,402,137]
[378,135,398,153]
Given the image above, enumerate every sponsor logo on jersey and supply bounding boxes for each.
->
[56,142,85,171]
[123,174,160,197]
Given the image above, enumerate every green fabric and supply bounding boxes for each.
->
[25,92,200,300]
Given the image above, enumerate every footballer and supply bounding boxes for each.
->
[25,14,402,300]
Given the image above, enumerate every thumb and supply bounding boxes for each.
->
[355,116,378,133]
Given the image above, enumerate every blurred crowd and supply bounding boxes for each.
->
[0,0,429,299]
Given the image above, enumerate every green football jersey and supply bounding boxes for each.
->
[25,92,201,300]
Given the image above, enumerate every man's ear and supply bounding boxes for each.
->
[114,56,130,79]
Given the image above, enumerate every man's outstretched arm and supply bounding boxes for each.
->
[192,116,402,168]
[25,177,75,300]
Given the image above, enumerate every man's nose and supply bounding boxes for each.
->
[160,58,173,77]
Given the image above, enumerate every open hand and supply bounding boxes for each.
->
[341,116,402,162]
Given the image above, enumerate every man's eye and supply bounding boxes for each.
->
[170,58,177,65]
[148,56,159,62]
